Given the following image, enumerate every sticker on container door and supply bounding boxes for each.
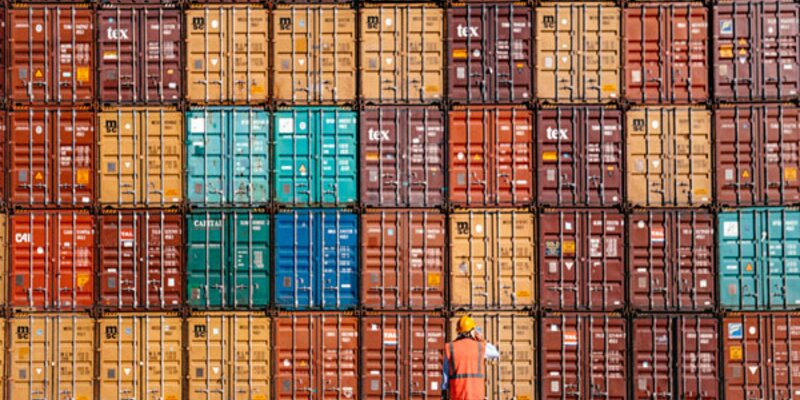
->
[383,328,398,346]
[563,330,578,346]
[728,323,743,339]
[723,221,739,237]
[650,227,665,245]
[720,20,733,35]
[729,345,743,361]
[279,118,294,133]
[190,117,205,133]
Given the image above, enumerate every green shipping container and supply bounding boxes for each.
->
[187,211,270,309]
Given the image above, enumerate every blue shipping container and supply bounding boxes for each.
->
[275,209,358,309]
[186,108,270,206]
[274,107,357,205]
[719,207,800,310]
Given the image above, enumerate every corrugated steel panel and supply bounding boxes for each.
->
[449,210,535,309]
[360,107,445,208]
[361,210,445,310]
[360,4,444,104]
[626,107,712,207]
[275,209,358,310]
[0,215,6,308]
[718,207,800,310]
[449,107,534,207]
[272,5,356,104]
[274,107,357,206]
[187,211,270,309]
[186,108,270,206]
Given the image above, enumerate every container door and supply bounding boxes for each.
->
[53,213,95,309]
[99,213,140,308]
[54,109,94,205]
[229,7,269,103]
[229,315,271,400]
[719,210,760,309]
[495,212,535,308]
[99,317,139,400]
[99,110,139,205]
[764,209,800,308]
[142,110,183,206]
[319,109,357,204]
[98,8,138,103]
[450,211,493,308]
[54,316,95,400]
[274,315,316,400]
[449,110,491,206]
[187,109,226,205]
[187,212,226,308]
[275,212,314,308]
[361,316,403,399]
[230,212,270,307]
[406,109,445,207]
[275,110,315,204]
[361,212,404,309]
[231,109,270,205]
[320,315,358,399]
[143,213,183,309]
[142,9,182,103]
[143,316,183,400]
[187,315,226,400]
[319,211,358,309]
[10,316,51,399]
[408,212,446,309]
[186,8,226,102]
[408,316,446,399]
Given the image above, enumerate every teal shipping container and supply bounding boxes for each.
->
[187,211,271,309]
[274,107,357,205]
[719,208,800,310]
[186,108,270,206]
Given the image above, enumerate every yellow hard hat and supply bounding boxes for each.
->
[457,315,476,334]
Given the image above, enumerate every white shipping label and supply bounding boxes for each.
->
[723,221,739,237]
[279,118,294,133]
[190,117,205,133]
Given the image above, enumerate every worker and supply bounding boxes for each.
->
[442,315,500,400]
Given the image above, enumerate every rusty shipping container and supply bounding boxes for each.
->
[274,313,358,400]
[629,210,715,312]
[541,314,627,400]
[623,3,708,104]
[626,107,712,207]
[187,313,271,400]
[632,315,719,399]
[99,108,183,207]
[186,6,269,104]
[362,210,445,310]
[537,107,623,207]
[536,2,621,103]
[360,4,444,104]
[449,107,534,207]
[98,211,183,310]
[723,313,800,399]
[99,315,182,400]
[9,314,93,400]
[447,4,533,103]
[447,312,535,400]
[97,6,182,105]
[715,105,800,206]
[362,314,445,400]
[450,209,535,310]
[10,211,94,311]
[539,210,625,312]
[8,109,94,207]
[714,1,800,102]
[8,6,93,105]
[360,107,445,208]
[272,5,356,104]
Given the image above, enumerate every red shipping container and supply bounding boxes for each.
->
[8,109,94,207]
[539,210,625,311]
[361,210,445,310]
[629,210,715,312]
[541,314,627,400]
[723,313,800,399]
[362,314,445,400]
[632,315,719,399]
[537,107,623,207]
[448,107,533,207]
[274,313,358,400]
[10,211,94,310]
[98,211,183,310]
[8,6,93,105]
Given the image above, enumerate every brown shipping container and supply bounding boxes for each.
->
[629,210,715,312]
[536,3,621,103]
[10,212,94,310]
[187,313,271,400]
[98,211,183,310]
[360,5,444,104]
[8,6,93,105]
[186,6,269,104]
[361,210,445,310]
[0,215,7,308]
[97,6,182,105]
[623,3,708,104]
[272,5,356,104]
[0,9,6,104]
[9,314,93,400]
[537,107,623,207]
[541,314,627,400]
[632,315,719,399]
[715,105,800,206]
[99,108,183,207]
[362,314,445,400]
[448,312,536,400]
[9,109,94,207]
[449,107,533,207]
[714,1,800,102]
[539,210,625,312]
[274,313,358,400]
[626,107,712,207]
[99,315,182,400]
[450,210,535,309]
[447,4,533,103]
[360,107,445,207]
[723,313,800,399]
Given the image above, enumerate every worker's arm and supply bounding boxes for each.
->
[484,342,500,360]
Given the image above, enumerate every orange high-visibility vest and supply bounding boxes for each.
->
[445,338,486,400]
